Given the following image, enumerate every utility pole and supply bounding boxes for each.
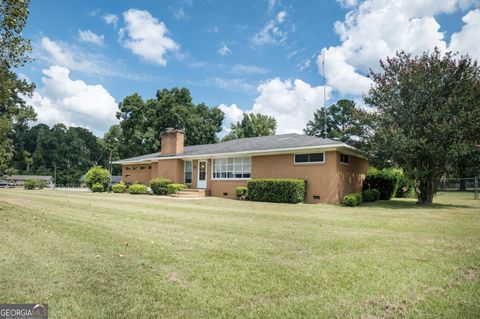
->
[54,163,56,189]
[322,50,327,138]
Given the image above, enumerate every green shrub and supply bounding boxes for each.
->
[352,192,362,204]
[111,181,127,193]
[128,184,149,194]
[395,175,416,198]
[235,186,248,200]
[36,180,47,189]
[342,194,358,206]
[362,189,377,202]
[150,178,172,195]
[247,179,306,204]
[24,179,36,190]
[85,166,110,191]
[92,182,104,193]
[24,179,47,190]
[168,183,186,194]
[363,167,402,200]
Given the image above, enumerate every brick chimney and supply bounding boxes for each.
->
[161,128,185,155]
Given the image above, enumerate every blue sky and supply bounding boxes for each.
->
[20,0,480,136]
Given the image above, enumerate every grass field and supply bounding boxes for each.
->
[0,189,479,318]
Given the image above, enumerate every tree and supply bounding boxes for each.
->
[364,48,480,204]
[116,88,224,158]
[0,0,35,174]
[100,124,123,175]
[222,113,276,141]
[84,166,110,191]
[12,123,107,186]
[304,99,367,146]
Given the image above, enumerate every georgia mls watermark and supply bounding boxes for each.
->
[0,304,48,319]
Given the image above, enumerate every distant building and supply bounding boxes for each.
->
[79,174,122,188]
[4,175,54,188]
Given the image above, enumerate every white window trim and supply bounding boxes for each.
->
[184,160,193,184]
[293,152,325,165]
[211,157,252,181]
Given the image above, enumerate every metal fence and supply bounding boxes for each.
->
[439,177,479,199]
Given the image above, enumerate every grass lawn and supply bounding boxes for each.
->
[0,190,479,318]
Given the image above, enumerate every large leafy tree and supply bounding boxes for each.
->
[100,124,123,175]
[14,123,107,186]
[304,99,367,146]
[222,113,276,142]
[364,48,480,204]
[117,88,224,158]
[0,0,36,174]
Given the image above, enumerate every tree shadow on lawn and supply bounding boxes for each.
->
[362,199,475,210]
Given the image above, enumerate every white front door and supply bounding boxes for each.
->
[197,160,207,189]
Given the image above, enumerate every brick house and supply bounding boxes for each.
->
[113,128,369,203]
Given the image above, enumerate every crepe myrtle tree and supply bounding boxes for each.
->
[364,48,480,204]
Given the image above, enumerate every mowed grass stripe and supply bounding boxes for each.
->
[0,189,479,318]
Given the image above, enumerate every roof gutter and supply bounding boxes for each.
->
[113,144,366,164]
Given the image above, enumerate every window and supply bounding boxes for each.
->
[184,161,192,184]
[213,157,251,179]
[125,167,131,170]
[294,153,324,164]
[340,154,349,164]
[140,166,146,170]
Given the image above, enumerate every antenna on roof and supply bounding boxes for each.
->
[322,50,327,138]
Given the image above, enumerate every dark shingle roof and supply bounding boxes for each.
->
[113,133,351,164]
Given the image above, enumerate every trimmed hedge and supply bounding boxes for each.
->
[342,194,358,206]
[362,189,379,202]
[352,192,362,204]
[247,179,306,204]
[363,167,402,200]
[150,178,172,195]
[85,166,110,191]
[111,181,127,193]
[24,179,47,190]
[92,182,104,193]
[128,184,149,194]
[168,183,186,194]
[235,186,248,200]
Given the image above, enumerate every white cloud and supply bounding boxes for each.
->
[38,37,147,80]
[231,64,268,75]
[220,78,332,134]
[40,37,101,75]
[449,9,480,59]
[337,0,358,8]
[119,9,179,66]
[219,103,244,129]
[206,78,256,93]
[78,29,104,45]
[268,0,278,12]
[318,0,479,96]
[218,43,232,56]
[276,11,286,23]
[207,26,220,33]
[102,13,119,28]
[173,8,189,20]
[26,65,117,134]
[251,11,288,46]
[297,58,311,71]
